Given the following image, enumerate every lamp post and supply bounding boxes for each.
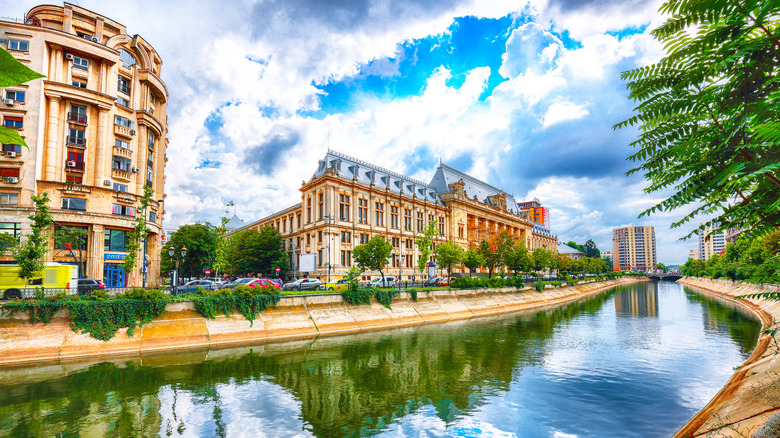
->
[168,245,187,295]
[323,214,334,283]
[398,254,405,293]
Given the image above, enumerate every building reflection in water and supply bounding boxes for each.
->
[614,282,659,317]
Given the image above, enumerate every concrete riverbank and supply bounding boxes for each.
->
[675,277,780,438]
[0,277,642,367]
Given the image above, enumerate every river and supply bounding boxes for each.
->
[0,281,761,437]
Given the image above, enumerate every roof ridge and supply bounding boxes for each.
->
[438,162,508,198]
[327,150,432,189]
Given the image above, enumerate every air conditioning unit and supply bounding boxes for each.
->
[130,129,136,135]
[131,166,139,173]
[103,179,112,186]
[66,160,76,167]
[6,177,18,183]
[91,37,99,43]
[3,98,13,105]
[65,53,74,61]
[6,151,16,158]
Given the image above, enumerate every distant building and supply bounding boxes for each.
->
[612,226,657,271]
[689,248,700,260]
[698,223,725,261]
[517,198,550,229]
[724,228,747,244]
[224,213,245,231]
[601,250,613,260]
[558,243,585,260]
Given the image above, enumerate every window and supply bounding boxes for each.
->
[146,167,153,187]
[77,32,94,40]
[149,212,157,223]
[7,39,29,52]
[118,49,136,68]
[68,104,87,124]
[392,237,400,248]
[5,90,25,102]
[0,193,18,205]
[65,175,82,184]
[318,231,322,244]
[2,144,21,153]
[104,229,128,252]
[114,139,130,149]
[390,205,399,229]
[358,198,368,224]
[306,197,311,223]
[359,233,369,244]
[113,182,128,192]
[341,231,351,243]
[1,168,20,180]
[458,225,464,238]
[339,194,350,220]
[306,234,310,245]
[72,55,89,70]
[417,212,424,232]
[318,249,323,266]
[318,192,324,219]
[68,128,86,146]
[72,80,87,89]
[67,151,84,170]
[112,156,131,171]
[61,197,87,211]
[0,222,22,242]
[341,250,352,267]
[375,201,384,226]
[297,213,301,228]
[404,208,412,231]
[115,96,130,107]
[3,116,22,128]
[147,133,155,150]
[117,76,131,94]
[112,204,135,217]
[114,115,134,129]
[439,219,445,235]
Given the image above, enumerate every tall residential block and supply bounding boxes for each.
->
[698,223,725,262]
[517,198,550,229]
[0,3,168,288]
[612,226,656,271]
[234,150,558,281]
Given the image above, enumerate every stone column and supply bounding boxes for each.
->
[44,97,61,181]
[93,107,109,186]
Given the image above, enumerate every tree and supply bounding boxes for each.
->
[478,231,514,278]
[353,236,393,282]
[565,241,583,252]
[505,242,532,275]
[615,0,780,239]
[556,253,572,275]
[582,239,600,259]
[162,223,218,278]
[657,262,669,272]
[124,186,154,286]
[212,201,234,278]
[54,226,89,277]
[228,227,287,277]
[14,193,53,287]
[0,48,44,149]
[462,247,485,276]
[434,241,464,278]
[415,221,438,276]
[532,247,554,273]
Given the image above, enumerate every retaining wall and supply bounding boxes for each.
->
[0,277,641,367]
[675,278,780,438]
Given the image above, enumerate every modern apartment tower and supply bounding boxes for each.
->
[0,3,168,287]
[612,226,657,271]
[697,223,726,262]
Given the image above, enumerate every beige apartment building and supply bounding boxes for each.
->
[0,3,167,288]
[612,226,656,271]
[697,222,726,262]
[236,150,558,281]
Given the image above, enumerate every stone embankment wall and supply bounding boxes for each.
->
[0,277,641,367]
[675,278,780,438]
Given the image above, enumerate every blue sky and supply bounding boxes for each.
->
[5,0,701,263]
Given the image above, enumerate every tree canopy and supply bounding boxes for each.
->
[616,0,780,238]
[433,241,464,277]
[353,235,393,281]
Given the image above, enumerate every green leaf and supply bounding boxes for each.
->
[0,126,28,149]
[0,47,45,87]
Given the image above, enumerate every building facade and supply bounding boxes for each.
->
[517,198,550,229]
[612,226,656,271]
[698,223,726,262]
[236,150,558,281]
[688,248,700,260]
[0,4,168,287]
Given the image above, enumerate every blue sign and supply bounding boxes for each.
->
[104,253,125,261]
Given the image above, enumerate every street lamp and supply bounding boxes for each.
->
[168,245,187,295]
[323,214,334,283]
[398,254,405,293]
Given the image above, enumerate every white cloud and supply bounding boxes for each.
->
[542,101,589,128]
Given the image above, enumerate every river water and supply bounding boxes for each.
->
[0,281,761,437]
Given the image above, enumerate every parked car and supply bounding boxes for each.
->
[77,278,105,296]
[282,278,322,291]
[265,278,283,288]
[368,276,396,288]
[178,280,217,294]
[323,278,350,291]
[246,278,281,289]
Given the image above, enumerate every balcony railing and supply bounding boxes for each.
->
[112,168,131,182]
[67,112,87,125]
[117,83,131,94]
[67,136,86,148]
[113,146,132,158]
[114,124,135,138]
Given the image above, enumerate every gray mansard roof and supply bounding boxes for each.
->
[316,150,442,204]
[429,163,522,214]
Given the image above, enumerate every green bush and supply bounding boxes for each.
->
[341,288,373,306]
[533,281,545,292]
[192,286,280,324]
[408,289,418,301]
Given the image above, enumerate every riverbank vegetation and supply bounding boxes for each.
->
[681,231,780,284]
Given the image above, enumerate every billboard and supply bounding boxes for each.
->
[299,253,316,273]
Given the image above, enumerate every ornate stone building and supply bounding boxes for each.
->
[238,150,557,280]
[0,4,168,287]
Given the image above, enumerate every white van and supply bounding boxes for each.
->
[369,276,396,288]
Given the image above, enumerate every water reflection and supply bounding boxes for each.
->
[0,283,762,438]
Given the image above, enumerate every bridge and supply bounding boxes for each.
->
[646,273,683,281]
